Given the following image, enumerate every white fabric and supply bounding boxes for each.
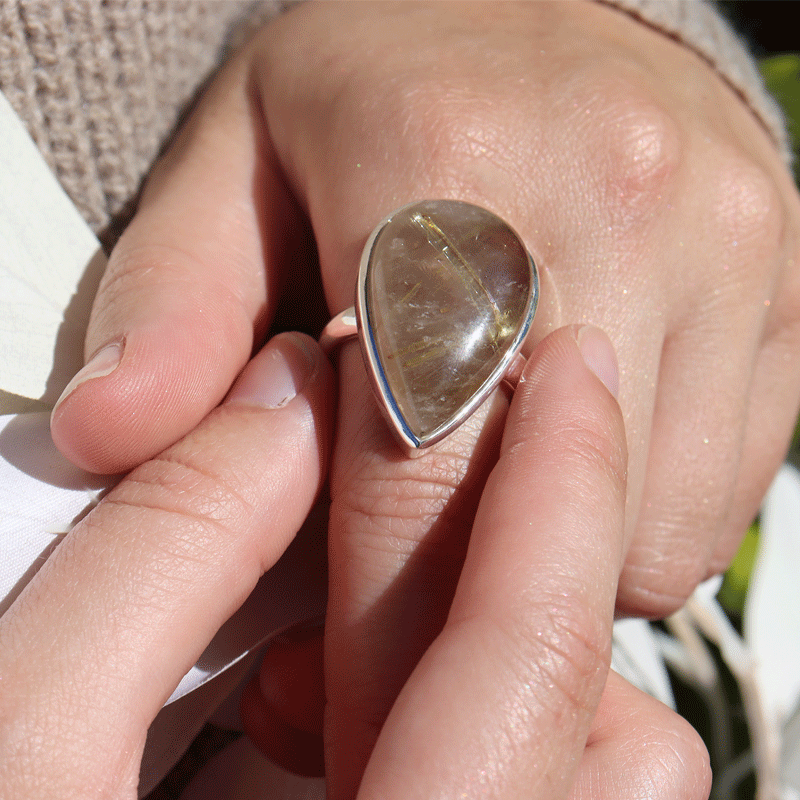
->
[0,91,106,408]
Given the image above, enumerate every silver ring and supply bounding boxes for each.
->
[321,199,539,449]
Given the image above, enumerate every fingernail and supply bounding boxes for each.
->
[226,332,317,409]
[53,341,123,411]
[576,325,619,399]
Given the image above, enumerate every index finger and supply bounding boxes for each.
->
[0,333,334,798]
[356,326,627,799]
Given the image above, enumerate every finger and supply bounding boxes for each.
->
[324,339,510,798]
[712,303,800,572]
[240,674,325,778]
[257,624,326,736]
[0,333,333,798]
[258,11,556,791]
[50,44,318,475]
[571,671,711,800]
[619,305,761,616]
[241,623,326,777]
[354,326,626,799]
[619,151,791,616]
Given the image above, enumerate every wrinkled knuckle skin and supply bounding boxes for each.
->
[618,551,709,619]
[509,409,628,508]
[620,480,735,619]
[508,373,628,497]
[704,146,784,282]
[92,241,254,339]
[98,453,257,558]
[331,453,470,558]
[560,417,628,495]
[596,89,681,230]
[495,595,612,721]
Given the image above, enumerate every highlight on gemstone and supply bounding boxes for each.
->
[358,199,537,447]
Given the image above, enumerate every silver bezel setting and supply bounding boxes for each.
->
[355,201,539,449]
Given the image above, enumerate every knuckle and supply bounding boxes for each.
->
[494,593,611,717]
[331,449,471,554]
[595,89,682,228]
[101,241,199,298]
[98,453,256,555]
[704,147,784,278]
[528,414,628,500]
[95,241,254,336]
[618,545,709,618]
[558,68,682,231]
[563,418,627,486]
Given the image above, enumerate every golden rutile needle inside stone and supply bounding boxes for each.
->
[360,199,536,447]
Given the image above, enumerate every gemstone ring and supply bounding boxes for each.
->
[320,199,539,449]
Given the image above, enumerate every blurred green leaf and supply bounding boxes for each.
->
[718,522,760,615]
[794,413,800,453]
[760,54,800,168]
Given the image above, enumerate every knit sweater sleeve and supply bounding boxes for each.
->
[0,0,790,237]
[0,0,278,236]
[598,0,790,161]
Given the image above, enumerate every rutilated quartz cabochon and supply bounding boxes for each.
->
[357,199,538,448]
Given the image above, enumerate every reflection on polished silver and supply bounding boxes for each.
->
[321,199,539,449]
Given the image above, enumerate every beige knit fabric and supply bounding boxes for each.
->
[598,0,790,160]
[0,0,790,241]
[0,0,277,237]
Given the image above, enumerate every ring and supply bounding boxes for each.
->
[321,199,539,449]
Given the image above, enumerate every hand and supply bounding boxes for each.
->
[238,327,710,800]
[48,0,800,794]
[1,327,709,800]
[0,333,334,798]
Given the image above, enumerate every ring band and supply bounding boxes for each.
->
[319,307,358,354]
[321,199,539,449]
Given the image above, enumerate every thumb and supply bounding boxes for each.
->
[350,326,627,799]
[49,44,315,474]
[0,333,333,799]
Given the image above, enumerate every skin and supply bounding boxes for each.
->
[1,332,335,798]
[31,0,800,796]
[0,327,710,800]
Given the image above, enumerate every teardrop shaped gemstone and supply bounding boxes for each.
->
[358,199,537,447]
